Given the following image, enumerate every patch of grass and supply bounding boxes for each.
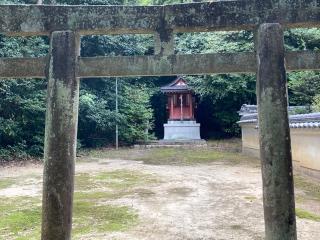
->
[74,191,119,201]
[0,174,42,191]
[78,140,257,167]
[75,170,157,191]
[2,208,41,238]
[0,178,15,189]
[134,148,251,166]
[0,170,153,239]
[95,170,157,189]
[75,172,98,190]
[73,201,138,236]
[74,170,158,207]
[0,197,41,240]
[86,147,248,166]
[230,224,242,230]
[207,138,242,152]
[72,170,157,237]
[244,196,257,201]
[78,148,143,161]
[0,195,138,240]
[296,208,320,222]
[294,175,320,201]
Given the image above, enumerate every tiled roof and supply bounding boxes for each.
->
[161,76,192,93]
[238,105,320,129]
[290,122,320,128]
[238,104,311,116]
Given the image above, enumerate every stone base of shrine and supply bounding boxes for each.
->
[163,120,201,140]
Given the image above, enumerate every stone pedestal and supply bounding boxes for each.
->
[164,120,201,140]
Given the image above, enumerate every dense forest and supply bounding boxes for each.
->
[0,0,320,160]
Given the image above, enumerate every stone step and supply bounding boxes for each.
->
[134,140,207,148]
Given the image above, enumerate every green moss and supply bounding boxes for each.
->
[75,172,98,190]
[0,197,41,240]
[80,146,257,166]
[95,170,157,189]
[72,170,158,236]
[230,224,242,230]
[2,209,41,237]
[294,176,320,201]
[0,195,138,239]
[79,148,141,161]
[73,201,138,236]
[0,174,42,191]
[74,190,128,201]
[0,178,15,189]
[207,138,242,151]
[296,208,320,222]
[244,196,257,201]
[0,170,153,239]
[134,148,250,166]
[75,170,157,192]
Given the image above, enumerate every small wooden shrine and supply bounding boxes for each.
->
[161,76,195,121]
[161,77,201,140]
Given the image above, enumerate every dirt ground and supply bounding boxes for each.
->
[0,156,319,240]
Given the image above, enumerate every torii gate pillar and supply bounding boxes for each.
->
[41,31,80,240]
[256,23,297,240]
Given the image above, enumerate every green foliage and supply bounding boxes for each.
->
[288,71,320,105]
[78,81,154,147]
[45,0,124,4]
[285,28,320,51]
[0,34,48,159]
[119,84,154,144]
[78,89,116,147]
[312,94,320,112]
[285,28,320,108]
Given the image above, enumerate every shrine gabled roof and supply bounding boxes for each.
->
[160,76,193,93]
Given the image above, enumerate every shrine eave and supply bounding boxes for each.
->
[160,87,193,93]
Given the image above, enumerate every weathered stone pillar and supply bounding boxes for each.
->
[154,29,174,56]
[256,23,297,240]
[41,31,80,240]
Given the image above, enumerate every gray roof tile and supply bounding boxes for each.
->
[238,105,320,129]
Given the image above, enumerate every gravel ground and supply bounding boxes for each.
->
[0,158,319,240]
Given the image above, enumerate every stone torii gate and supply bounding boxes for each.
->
[0,1,320,239]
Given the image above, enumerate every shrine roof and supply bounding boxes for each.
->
[161,76,193,93]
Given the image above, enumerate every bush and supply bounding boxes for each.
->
[312,94,320,112]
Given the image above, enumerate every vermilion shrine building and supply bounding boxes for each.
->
[161,77,201,140]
